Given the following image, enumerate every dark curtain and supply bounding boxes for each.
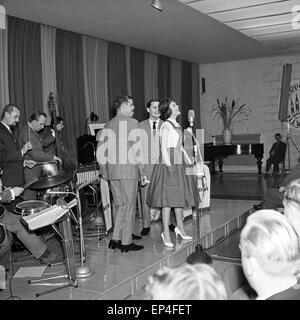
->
[192,63,201,129]
[8,16,43,133]
[56,29,86,154]
[157,54,171,100]
[181,61,193,130]
[130,48,146,121]
[107,42,127,118]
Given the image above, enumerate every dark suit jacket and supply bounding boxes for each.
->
[269,141,286,162]
[18,123,54,185]
[0,122,24,187]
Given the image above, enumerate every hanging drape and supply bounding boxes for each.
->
[82,35,109,123]
[157,54,171,100]
[144,51,158,104]
[192,63,201,129]
[8,16,43,129]
[125,46,132,97]
[181,61,193,130]
[130,47,146,121]
[107,41,127,118]
[41,25,57,123]
[56,29,86,153]
[0,28,9,108]
[170,58,182,106]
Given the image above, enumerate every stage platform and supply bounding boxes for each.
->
[0,199,256,300]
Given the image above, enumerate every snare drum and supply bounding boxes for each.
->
[14,200,49,217]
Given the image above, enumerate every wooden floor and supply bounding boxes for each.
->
[0,172,270,300]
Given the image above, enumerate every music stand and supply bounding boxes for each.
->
[28,201,78,297]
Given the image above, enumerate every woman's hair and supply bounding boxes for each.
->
[145,263,227,300]
[159,97,172,121]
[240,209,300,276]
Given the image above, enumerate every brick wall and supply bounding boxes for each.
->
[199,53,300,172]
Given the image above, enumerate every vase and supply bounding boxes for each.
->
[222,128,232,145]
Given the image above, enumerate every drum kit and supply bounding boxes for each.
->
[16,161,85,296]
[15,161,72,217]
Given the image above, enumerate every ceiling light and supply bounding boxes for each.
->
[151,0,163,12]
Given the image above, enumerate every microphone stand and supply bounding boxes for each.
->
[186,121,212,265]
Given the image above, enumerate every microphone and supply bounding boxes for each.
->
[188,109,195,127]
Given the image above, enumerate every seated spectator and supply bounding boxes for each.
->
[253,161,300,210]
[265,133,286,176]
[240,209,300,300]
[144,263,227,300]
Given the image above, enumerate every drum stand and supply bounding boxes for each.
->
[28,212,78,297]
[44,192,94,279]
[85,182,106,240]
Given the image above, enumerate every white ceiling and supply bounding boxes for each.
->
[180,0,300,52]
[0,0,298,64]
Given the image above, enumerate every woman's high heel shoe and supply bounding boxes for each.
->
[161,232,174,248]
[174,227,193,240]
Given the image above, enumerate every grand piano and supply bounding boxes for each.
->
[204,143,264,174]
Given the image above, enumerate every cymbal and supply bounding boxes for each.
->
[29,175,71,190]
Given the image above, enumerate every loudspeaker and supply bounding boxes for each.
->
[278,63,292,121]
[77,134,97,165]
[201,78,206,94]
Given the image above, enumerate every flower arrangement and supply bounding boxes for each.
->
[210,97,250,129]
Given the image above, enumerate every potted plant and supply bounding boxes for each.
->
[210,97,250,144]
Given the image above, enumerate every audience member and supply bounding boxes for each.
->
[145,263,227,300]
[254,161,300,210]
[240,209,300,300]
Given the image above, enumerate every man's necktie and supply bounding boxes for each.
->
[9,128,17,143]
[152,121,157,137]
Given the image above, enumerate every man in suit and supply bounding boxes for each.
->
[265,133,286,176]
[240,210,300,300]
[18,111,62,200]
[139,99,162,236]
[0,104,32,189]
[97,95,147,252]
